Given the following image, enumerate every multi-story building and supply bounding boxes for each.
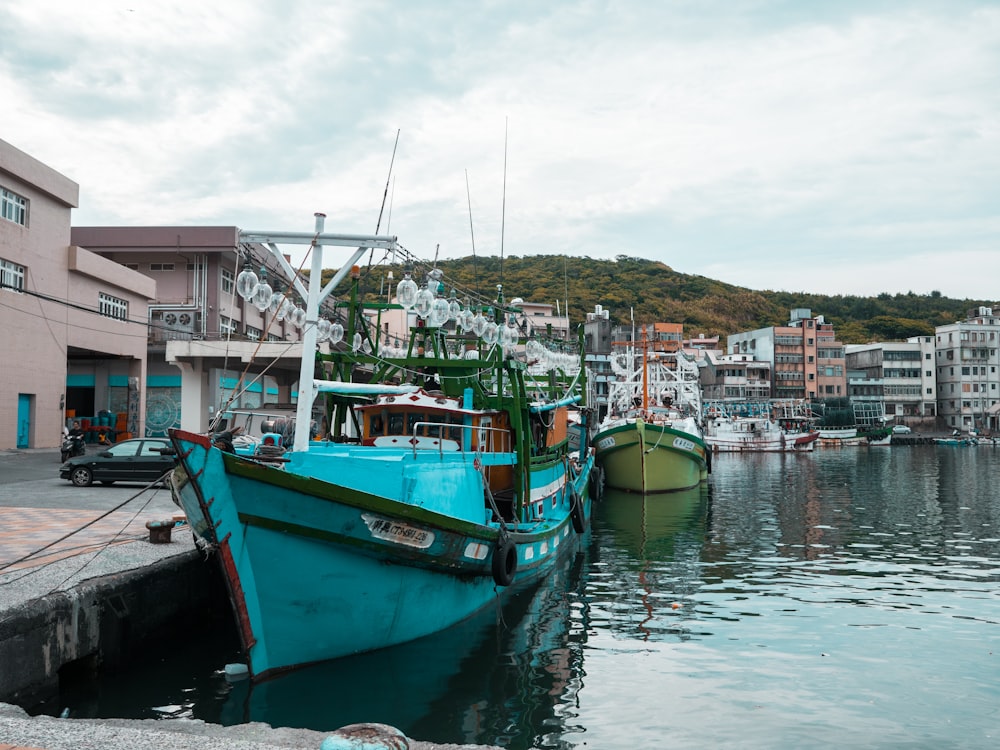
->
[582,305,613,418]
[519,300,570,341]
[699,351,772,401]
[68,226,332,436]
[681,333,721,363]
[844,337,937,428]
[0,139,154,449]
[935,307,1000,432]
[727,309,847,403]
[610,322,683,353]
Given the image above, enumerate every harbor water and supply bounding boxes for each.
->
[37,445,1000,748]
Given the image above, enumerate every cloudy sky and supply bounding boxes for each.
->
[3,0,998,299]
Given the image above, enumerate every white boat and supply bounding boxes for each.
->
[703,401,819,453]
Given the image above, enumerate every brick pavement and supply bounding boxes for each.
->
[0,506,183,573]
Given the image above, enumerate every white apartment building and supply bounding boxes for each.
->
[699,351,772,401]
[935,307,1000,432]
[844,336,937,428]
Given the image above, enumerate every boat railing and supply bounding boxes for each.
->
[411,421,513,459]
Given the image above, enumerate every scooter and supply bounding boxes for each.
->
[61,434,86,463]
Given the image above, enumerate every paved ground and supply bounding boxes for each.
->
[0,448,501,750]
[0,448,183,574]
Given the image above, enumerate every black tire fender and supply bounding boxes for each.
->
[570,486,585,534]
[491,537,517,587]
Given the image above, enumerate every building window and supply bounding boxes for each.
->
[221,267,234,295]
[186,262,205,271]
[149,263,175,271]
[123,263,139,270]
[245,325,261,341]
[1,187,28,225]
[1,257,26,292]
[220,315,235,336]
[99,292,129,321]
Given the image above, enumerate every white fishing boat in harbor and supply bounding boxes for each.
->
[702,400,819,453]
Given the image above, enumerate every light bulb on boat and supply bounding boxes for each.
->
[429,296,450,327]
[482,321,499,346]
[414,286,434,319]
[329,322,344,345]
[472,310,487,337]
[396,272,418,310]
[252,270,272,312]
[458,306,475,333]
[236,265,259,301]
[316,317,332,342]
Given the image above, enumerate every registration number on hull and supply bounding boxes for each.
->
[361,513,435,549]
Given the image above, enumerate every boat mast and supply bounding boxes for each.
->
[298,213,327,452]
[641,325,649,413]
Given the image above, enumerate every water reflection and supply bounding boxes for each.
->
[589,486,710,642]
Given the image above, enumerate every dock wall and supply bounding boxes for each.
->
[0,551,228,707]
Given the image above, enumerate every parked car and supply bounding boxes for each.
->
[59,437,175,487]
[892,425,913,434]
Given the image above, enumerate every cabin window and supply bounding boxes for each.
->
[407,412,427,435]
[388,412,405,435]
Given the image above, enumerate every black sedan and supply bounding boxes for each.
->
[59,437,175,487]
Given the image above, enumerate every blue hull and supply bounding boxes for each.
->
[170,430,593,679]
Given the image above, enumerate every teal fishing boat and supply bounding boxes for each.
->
[168,217,594,680]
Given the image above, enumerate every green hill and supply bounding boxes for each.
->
[331,254,993,345]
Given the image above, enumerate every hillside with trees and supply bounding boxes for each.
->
[327,254,993,345]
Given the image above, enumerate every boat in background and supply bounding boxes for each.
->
[702,400,819,453]
[816,401,892,447]
[169,217,595,681]
[593,334,708,493]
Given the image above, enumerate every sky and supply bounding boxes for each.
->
[2,0,998,300]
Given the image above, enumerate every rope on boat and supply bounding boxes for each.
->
[645,418,667,455]
[478,459,510,542]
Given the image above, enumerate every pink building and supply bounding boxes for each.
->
[0,139,154,449]
[69,226,313,436]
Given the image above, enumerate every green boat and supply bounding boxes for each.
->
[594,337,709,493]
